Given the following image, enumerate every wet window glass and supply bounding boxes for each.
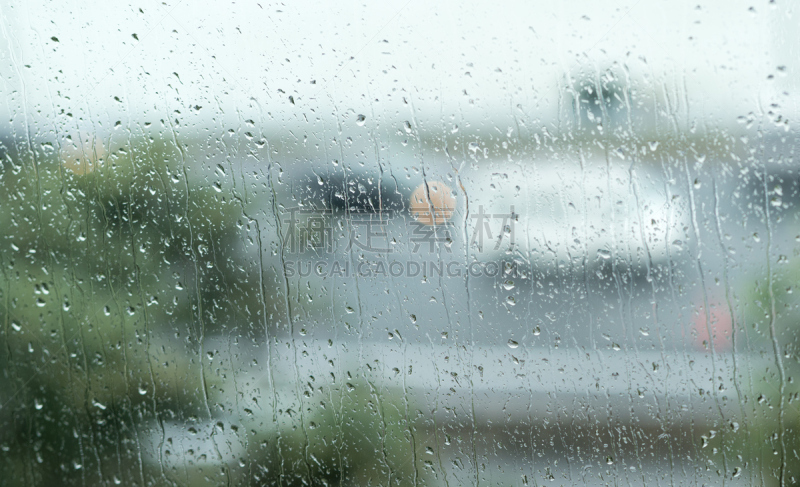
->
[1,1,798,485]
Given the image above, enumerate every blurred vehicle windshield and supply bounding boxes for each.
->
[1,1,799,485]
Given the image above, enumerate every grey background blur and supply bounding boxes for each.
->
[1,1,799,486]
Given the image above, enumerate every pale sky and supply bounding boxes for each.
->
[0,0,796,141]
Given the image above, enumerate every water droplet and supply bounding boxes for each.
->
[507,339,519,349]
[356,114,366,126]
